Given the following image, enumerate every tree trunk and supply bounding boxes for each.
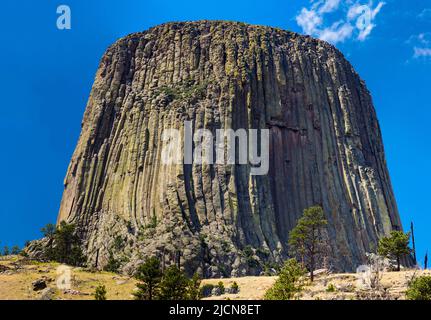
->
[310,254,315,282]
[411,222,417,265]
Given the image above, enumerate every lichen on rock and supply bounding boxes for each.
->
[56,21,404,277]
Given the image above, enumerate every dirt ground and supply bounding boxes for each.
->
[1,255,429,300]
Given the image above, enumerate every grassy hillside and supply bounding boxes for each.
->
[1,255,429,300]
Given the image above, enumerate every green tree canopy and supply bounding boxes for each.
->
[133,258,200,300]
[406,276,431,300]
[54,221,84,265]
[187,273,202,300]
[288,205,328,281]
[264,259,306,300]
[158,265,190,300]
[39,221,85,266]
[41,223,56,239]
[2,246,9,256]
[11,245,20,255]
[133,257,163,300]
[378,231,411,271]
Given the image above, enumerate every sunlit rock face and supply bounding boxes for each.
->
[57,21,403,277]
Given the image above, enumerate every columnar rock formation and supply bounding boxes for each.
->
[57,21,403,276]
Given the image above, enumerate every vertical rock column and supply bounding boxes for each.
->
[57,21,403,276]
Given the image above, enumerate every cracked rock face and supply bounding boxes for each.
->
[57,21,403,277]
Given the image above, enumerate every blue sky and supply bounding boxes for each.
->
[0,0,430,265]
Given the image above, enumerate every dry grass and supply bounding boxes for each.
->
[1,256,430,300]
[201,276,277,300]
[0,256,135,300]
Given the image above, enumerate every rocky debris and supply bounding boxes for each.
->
[0,260,27,275]
[308,269,329,278]
[24,238,50,261]
[226,286,239,294]
[38,269,50,273]
[32,279,47,291]
[211,287,223,296]
[55,20,405,277]
[355,289,393,300]
[39,287,55,300]
[336,283,355,292]
[0,265,9,273]
[63,289,89,296]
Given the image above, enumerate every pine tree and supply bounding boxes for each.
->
[133,257,163,300]
[11,245,20,255]
[288,205,328,281]
[187,273,202,300]
[378,231,411,271]
[41,223,57,260]
[41,223,56,239]
[158,265,190,300]
[48,221,85,266]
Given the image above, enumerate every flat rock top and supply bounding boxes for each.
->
[113,19,336,51]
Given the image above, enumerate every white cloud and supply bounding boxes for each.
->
[295,1,385,44]
[357,23,374,41]
[296,8,322,34]
[418,8,431,19]
[418,33,431,45]
[318,0,341,14]
[347,4,365,20]
[371,2,385,18]
[409,33,431,59]
[414,47,431,58]
[320,22,354,43]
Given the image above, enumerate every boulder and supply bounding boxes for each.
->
[32,279,47,291]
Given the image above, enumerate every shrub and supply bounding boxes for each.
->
[94,285,107,300]
[187,273,202,300]
[230,281,239,293]
[242,247,259,268]
[148,214,158,229]
[113,236,124,251]
[200,284,215,297]
[243,245,253,257]
[217,281,225,294]
[104,252,122,273]
[406,276,431,300]
[326,283,336,292]
[256,248,270,259]
[264,259,306,300]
